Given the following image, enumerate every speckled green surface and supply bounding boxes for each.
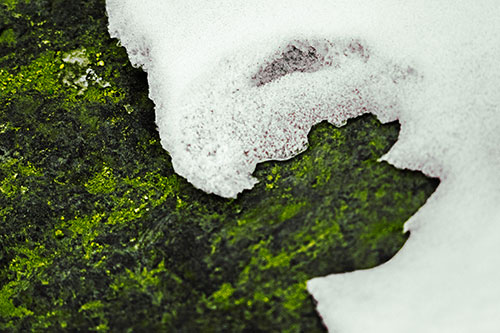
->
[0,1,439,331]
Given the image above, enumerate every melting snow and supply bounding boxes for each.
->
[106,0,500,331]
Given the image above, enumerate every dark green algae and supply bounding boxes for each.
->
[0,0,439,331]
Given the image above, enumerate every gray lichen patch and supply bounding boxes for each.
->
[62,48,90,67]
[61,48,110,94]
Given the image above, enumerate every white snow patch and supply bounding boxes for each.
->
[106,0,500,332]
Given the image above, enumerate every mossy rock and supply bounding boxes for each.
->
[0,0,438,331]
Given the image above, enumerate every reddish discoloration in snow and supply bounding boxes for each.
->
[161,38,418,197]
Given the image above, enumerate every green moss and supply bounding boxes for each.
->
[0,0,439,332]
[85,165,117,194]
[0,28,16,47]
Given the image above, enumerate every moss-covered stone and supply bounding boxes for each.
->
[0,0,439,331]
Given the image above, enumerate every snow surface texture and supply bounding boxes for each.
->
[106,0,500,332]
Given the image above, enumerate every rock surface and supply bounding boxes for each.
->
[0,1,437,331]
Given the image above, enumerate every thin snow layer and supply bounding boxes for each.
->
[106,0,500,332]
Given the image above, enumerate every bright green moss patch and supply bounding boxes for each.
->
[0,0,439,332]
[85,165,116,194]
